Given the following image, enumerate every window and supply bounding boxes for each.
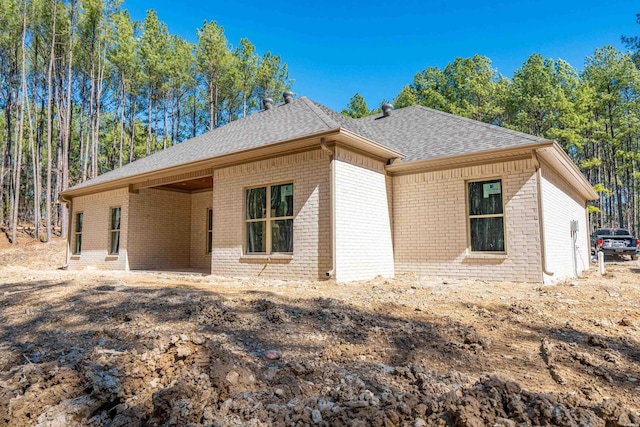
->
[73,212,83,255]
[109,207,121,255]
[206,208,213,254]
[468,179,505,252]
[245,183,293,254]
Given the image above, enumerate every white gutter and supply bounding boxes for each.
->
[320,138,336,279]
[532,150,554,279]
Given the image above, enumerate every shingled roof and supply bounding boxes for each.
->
[67,96,548,192]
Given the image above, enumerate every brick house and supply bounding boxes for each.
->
[60,95,598,284]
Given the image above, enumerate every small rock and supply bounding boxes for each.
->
[275,388,285,397]
[588,336,608,349]
[266,403,280,412]
[311,409,322,424]
[225,370,239,385]
[379,364,395,374]
[317,398,333,412]
[619,318,633,327]
[265,367,279,381]
[415,418,427,427]
[176,345,192,357]
[265,349,281,360]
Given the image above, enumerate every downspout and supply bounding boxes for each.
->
[58,195,72,269]
[320,138,335,279]
[532,150,554,279]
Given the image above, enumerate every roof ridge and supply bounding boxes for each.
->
[404,104,548,142]
[299,96,340,129]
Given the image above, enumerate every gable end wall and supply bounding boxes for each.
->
[540,164,590,283]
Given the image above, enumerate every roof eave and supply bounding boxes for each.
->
[335,128,405,160]
[61,128,343,198]
[386,140,555,175]
[535,143,599,200]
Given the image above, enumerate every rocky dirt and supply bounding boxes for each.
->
[1,237,639,426]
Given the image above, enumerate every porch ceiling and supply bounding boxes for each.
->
[155,176,213,192]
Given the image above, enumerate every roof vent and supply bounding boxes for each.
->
[263,97,273,110]
[283,91,293,104]
[382,103,393,117]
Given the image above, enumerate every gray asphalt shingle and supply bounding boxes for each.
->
[352,105,548,162]
[68,96,547,191]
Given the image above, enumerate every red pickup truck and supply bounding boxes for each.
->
[591,228,639,260]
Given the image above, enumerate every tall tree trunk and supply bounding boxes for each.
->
[153,97,159,152]
[91,37,107,179]
[11,0,28,244]
[214,84,218,129]
[175,95,181,143]
[146,86,152,156]
[60,0,75,238]
[83,59,96,181]
[208,82,214,130]
[26,90,40,240]
[118,78,125,167]
[112,84,120,169]
[129,95,137,163]
[242,92,247,118]
[1,95,13,226]
[192,91,196,138]
[45,0,58,242]
[163,96,168,149]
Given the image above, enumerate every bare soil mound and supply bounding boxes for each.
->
[1,242,639,426]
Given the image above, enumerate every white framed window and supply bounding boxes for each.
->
[109,207,121,255]
[467,179,505,252]
[73,212,83,255]
[206,208,213,254]
[245,183,293,254]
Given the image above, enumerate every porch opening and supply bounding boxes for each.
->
[127,176,213,274]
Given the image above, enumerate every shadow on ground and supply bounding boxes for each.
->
[0,276,638,426]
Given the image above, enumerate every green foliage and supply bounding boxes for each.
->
[341,93,371,118]
[0,1,295,231]
[592,183,612,195]
[255,52,291,101]
[382,44,640,232]
[140,9,169,93]
[393,85,417,109]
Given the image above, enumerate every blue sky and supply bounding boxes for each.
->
[122,0,639,112]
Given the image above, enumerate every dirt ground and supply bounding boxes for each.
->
[1,237,639,426]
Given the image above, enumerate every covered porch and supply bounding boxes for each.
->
[126,174,213,274]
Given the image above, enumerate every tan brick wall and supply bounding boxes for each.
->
[334,147,394,282]
[68,187,130,270]
[190,191,213,270]
[128,188,191,270]
[540,163,590,284]
[211,149,331,280]
[393,158,543,282]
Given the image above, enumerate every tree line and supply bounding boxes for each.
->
[0,0,292,244]
[344,46,640,235]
